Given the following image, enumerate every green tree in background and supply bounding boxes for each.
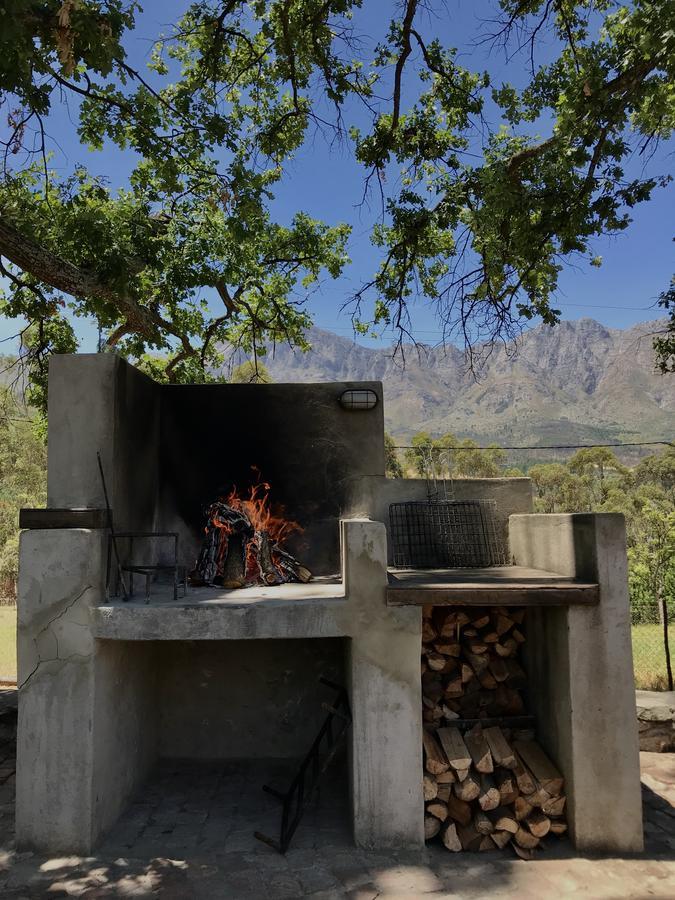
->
[385,433,403,478]
[0,385,46,597]
[230,361,273,384]
[1,0,674,403]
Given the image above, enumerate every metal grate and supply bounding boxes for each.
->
[389,499,506,568]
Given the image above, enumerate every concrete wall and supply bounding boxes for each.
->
[47,354,160,534]
[156,638,344,759]
[93,641,158,837]
[346,475,533,563]
[16,529,160,852]
[511,513,644,853]
[339,519,424,850]
[159,381,385,574]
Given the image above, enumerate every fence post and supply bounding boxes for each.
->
[659,592,674,691]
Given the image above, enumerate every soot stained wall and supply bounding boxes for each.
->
[156,638,345,759]
[159,382,385,574]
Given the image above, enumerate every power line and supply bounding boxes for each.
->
[394,440,673,451]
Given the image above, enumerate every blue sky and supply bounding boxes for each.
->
[1,0,673,352]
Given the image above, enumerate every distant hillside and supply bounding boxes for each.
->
[224,319,674,447]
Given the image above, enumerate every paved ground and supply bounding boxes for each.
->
[0,699,673,898]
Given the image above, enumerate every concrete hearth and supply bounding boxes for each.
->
[16,353,643,857]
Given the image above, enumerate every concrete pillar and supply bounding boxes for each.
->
[16,529,157,853]
[340,518,424,849]
[510,513,643,853]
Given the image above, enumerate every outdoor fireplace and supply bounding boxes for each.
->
[16,352,643,858]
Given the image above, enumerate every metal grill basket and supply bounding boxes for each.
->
[389,499,506,568]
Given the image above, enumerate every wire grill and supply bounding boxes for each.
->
[389,499,506,568]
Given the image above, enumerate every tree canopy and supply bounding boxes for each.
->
[0,0,673,403]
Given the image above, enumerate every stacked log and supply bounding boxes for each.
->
[421,605,528,725]
[423,724,567,856]
[421,606,567,857]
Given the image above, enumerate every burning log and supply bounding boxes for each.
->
[190,472,312,587]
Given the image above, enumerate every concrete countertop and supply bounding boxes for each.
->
[92,576,348,640]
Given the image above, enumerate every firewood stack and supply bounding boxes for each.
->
[421,605,567,857]
[422,605,528,723]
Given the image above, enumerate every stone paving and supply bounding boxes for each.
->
[0,704,673,899]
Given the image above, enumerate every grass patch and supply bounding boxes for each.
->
[632,623,675,691]
[0,606,16,681]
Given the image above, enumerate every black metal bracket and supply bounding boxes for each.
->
[254,677,352,854]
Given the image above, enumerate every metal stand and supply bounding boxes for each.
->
[254,678,352,854]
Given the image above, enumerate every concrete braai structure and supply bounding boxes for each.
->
[17,354,642,854]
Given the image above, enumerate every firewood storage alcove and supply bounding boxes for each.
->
[16,353,644,857]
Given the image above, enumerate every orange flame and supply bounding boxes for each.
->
[223,469,301,547]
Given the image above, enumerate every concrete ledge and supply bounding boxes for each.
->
[93,591,348,640]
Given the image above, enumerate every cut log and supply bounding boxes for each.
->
[514,826,539,850]
[423,775,438,801]
[514,741,564,796]
[426,799,449,821]
[491,829,512,849]
[425,814,441,840]
[453,770,480,802]
[478,835,499,852]
[427,652,446,672]
[523,786,552,809]
[514,796,534,822]
[465,651,490,675]
[422,620,437,643]
[549,818,568,836]
[471,613,490,629]
[469,642,488,655]
[494,767,519,805]
[483,726,516,769]
[436,770,456,784]
[474,810,494,835]
[441,704,460,721]
[542,795,566,817]
[488,806,518,834]
[525,809,551,838]
[445,794,472,827]
[441,821,462,852]
[504,659,528,689]
[434,641,462,657]
[482,630,499,643]
[464,725,494,773]
[495,614,514,636]
[512,628,526,643]
[436,727,472,772]
[488,656,509,683]
[443,672,463,697]
[457,822,483,851]
[494,685,525,715]
[460,662,474,683]
[423,729,450,775]
[478,670,498,690]
[436,783,453,803]
[478,773,500,811]
[455,767,470,783]
[511,841,535,861]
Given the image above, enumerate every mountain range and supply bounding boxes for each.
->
[230,319,674,450]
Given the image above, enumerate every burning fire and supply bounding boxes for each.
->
[192,468,311,588]
[224,473,301,548]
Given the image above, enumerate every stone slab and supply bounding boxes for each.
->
[93,580,347,640]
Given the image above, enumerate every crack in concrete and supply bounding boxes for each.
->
[19,586,92,690]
